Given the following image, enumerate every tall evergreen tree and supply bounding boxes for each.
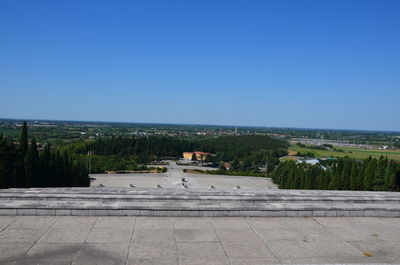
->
[322,170,331,190]
[396,167,400,191]
[384,160,397,191]
[350,161,359,190]
[24,138,40,188]
[288,165,296,189]
[19,122,29,157]
[341,158,352,190]
[0,135,18,188]
[16,121,29,187]
[329,161,341,190]
[364,158,377,191]
[294,166,304,189]
[374,156,387,191]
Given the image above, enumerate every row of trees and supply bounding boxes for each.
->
[0,122,90,189]
[198,135,288,161]
[71,135,288,159]
[70,136,196,162]
[63,135,288,173]
[271,156,400,191]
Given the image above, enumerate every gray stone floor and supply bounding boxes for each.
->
[1,216,400,264]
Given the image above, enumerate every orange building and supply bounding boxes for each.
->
[183,151,211,160]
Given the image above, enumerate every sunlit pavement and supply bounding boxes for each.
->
[1,216,400,264]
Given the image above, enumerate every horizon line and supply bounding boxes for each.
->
[1,117,400,134]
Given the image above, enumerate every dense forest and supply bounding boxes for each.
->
[0,122,90,189]
[70,136,195,160]
[271,156,400,191]
[62,135,288,173]
[198,135,288,160]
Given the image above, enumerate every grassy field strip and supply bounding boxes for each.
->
[289,144,400,161]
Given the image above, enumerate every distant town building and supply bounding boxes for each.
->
[319,157,337,161]
[297,158,320,165]
[183,151,211,160]
[296,158,328,170]
[223,162,231,170]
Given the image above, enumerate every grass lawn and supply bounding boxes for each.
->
[289,144,400,161]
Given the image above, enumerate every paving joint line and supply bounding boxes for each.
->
[0,215,17,233]
[20,216,60,263]
[245,217,282,264]
[210,217,233,265]
[172,217,180,265]
[124,216,136,265]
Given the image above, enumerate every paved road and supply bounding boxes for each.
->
[91,161,277,190]
[1,216,400,264]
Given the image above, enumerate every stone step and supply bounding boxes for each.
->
[1,193,400,204]
[3,187,400,196]
[2,187,400,198]
[1,200,399,217]
[1,187,400,217]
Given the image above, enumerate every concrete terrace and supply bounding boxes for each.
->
[90,160,277,190]
[1,216,400,265]
[1,162,400,264]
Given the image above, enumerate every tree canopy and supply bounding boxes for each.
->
[0,123,89,189]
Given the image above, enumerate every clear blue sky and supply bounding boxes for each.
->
[1,0,399,131]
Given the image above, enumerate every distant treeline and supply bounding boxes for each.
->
[0,122,90,189]
[67,135,287,158]
[198,135,289,161]
[62,135,288,173]
[67,136,195,162]
[271,156,400,191]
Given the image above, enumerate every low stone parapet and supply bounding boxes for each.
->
[1,188,399,217]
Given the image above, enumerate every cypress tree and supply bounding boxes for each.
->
[396,167,400,191]
[288,164,296,189]
[364,158,377,191]
[385,160,397,191]
[322,170,331,190]
[294,166,304,189]
[358,157,371,191]
[62,152,71,186]
[273,163,285,188]
[350,161,359,190]
[374,156,387,191]
[341,158,352,190]
[24,138,40,188]
[19,121,28,158]
[283,162,291,189]
[329,161,341,190]
[307,166,318,190]
[300,165,306,189]
[0,135,18,188]
[55,151,62,186]
[42,144,53,187]
[16,121,29,187]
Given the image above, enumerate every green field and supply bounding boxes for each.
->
[289,144,400,161]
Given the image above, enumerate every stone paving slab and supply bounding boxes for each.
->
[0,216,399,264]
